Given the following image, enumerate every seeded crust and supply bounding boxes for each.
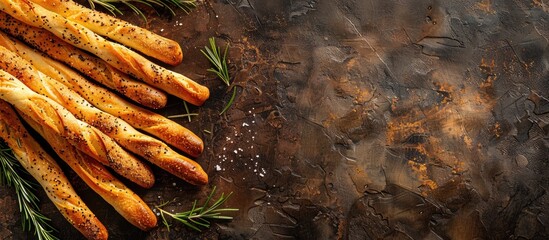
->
[0,12,167,109]
[0,32,204,157]
[0,100,108,240]
[0,0,209,105]
[30,0,183,66]
[22,114,158,231]
[0,46,208,185]
[0,70,155,188]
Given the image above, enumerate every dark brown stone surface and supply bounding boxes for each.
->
[0,0,548,239]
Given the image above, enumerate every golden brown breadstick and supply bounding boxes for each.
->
[0,100,108,240]
[0,46,207,185]
[30,0,183,65]
[0,11,167,109]
[0,0,209,105]
[21,113,158,231]
[0,32,203,157]
[0,70,154,188]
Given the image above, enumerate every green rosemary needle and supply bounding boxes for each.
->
[156,186,238,232]
[220,87,237,115]
[0,141,58,240]
[201,37,231,86]
[87,0,197,20]
[201,37,238,114]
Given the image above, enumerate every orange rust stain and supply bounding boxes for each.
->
[476,0,496,14]
[408,161,438,195]
[479,58,496,73]
[433,81,454,105]
[491,122,502,138]
[386,67,498,196]
[533,0,548,11]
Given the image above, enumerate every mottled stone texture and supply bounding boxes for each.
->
[0,0,548,239]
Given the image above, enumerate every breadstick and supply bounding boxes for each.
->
[0,46,207,185]
[30,0,183,66]
[0,32,202,156]
[0,12,167,109]
[0,32,203,157]
[0,70,155,188]
[21,113,158,231]
[0,100,108,240]
[0,0,209,106]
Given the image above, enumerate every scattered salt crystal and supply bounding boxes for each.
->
[234,150,238,154]
[259,173,264,177]
[242,122,249,127]
[172,182,176,186]
[214,165,222,171]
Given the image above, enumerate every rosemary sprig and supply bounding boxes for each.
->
[87,0,197,20]
[167,112,198,119]
[201,38,231,86]
[0,142,58,240]
[156,186,238,232]
[168,101,197,121]
[220,87,237,115]
[201,37,237,114]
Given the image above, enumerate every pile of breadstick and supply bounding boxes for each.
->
[0,0,211,239]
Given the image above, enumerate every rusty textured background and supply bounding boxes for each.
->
[1,0,548,239]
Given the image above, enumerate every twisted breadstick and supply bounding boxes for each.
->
[0,100,108,240]
[30,0,183,65]
[0,70,154,188]
[0,0,209,105]
[0,46,207,185]
[21,113,158,231]
[0,32,203,157]
[0,11,167,109]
